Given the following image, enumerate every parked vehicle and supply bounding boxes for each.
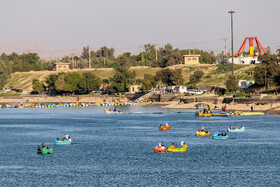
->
[185,89,204,95]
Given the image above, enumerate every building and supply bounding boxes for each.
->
[175,86,187,93]
[129,85,141,93]
[229,56,261,65]
[54,62,70,71]
[183,55,200,64]
[238,80,255,89]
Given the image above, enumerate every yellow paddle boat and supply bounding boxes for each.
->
[195,130,210,136]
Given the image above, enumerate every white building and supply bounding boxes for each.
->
[238,80,255,89]
[229,56,261,65]
[175,86,187,93]
[162,85,187,93]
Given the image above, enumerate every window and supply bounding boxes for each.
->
[187,58,191,61]
[63,65,66,68]
[192,57,197,61]
[59,65,62,68]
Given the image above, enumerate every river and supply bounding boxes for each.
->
[0,105,279,186]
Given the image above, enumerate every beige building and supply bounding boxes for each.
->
[54,62,70,71]
[183,55,200,64]
[129,85,141,94]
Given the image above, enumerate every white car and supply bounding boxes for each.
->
[185,89,204,95]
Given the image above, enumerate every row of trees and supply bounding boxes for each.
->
[33,56,185,94]
[0,52,54,89]
[33,72,101,93]
[66,43,218,69]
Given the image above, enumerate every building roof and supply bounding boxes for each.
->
[183,55,200,57]
[54,62,70,65]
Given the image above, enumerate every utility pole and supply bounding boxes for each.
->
[155,46,158,62]
[228,10,235,76]
[224,38,228,57]
[71,54,75,69]
[88,48,91,69]
[265,70,267,91]
[193,41,196,54]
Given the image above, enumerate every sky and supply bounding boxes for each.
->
[0,0,279,56]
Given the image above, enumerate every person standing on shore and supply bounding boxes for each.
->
[251,106,253,112]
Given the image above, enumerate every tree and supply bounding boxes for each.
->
[142,74,157,93]
[0,59,12,89]
[45,73,63,91]
[254,53,279,88]
[32,79,45,92]
[225,75,239,92]
[155,68,184,85]
[171,69,184,85]
[190,70,204,83]
[63,72,82,92]
[142,44,156,66]
[79,72,101,92]
[81,45,96,59]
[54,73,66,91]
[102,79,110,89]
[274,72,280,88]
[96,46,115,60]
[109,56,136,92]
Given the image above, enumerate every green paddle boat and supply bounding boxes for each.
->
[37,143,53,154]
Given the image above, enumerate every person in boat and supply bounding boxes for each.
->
[201,126,205,132]
[205,130,209,133]
[235,125,237,129]
[174,144,177,148]
[239,126,243,129]
[68,136,71,142]
[165,123,169,127]
[182,141,188,148]
[57,137,62,141]
[171,143,175,148]
[159,143,165,148]
[229,125,233,130]
[38,146,42,151]
[114,107,117,112]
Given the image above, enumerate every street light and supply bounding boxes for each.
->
[228,10,235,76]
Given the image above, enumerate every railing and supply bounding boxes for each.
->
[134,92,154,102]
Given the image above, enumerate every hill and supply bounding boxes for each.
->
[4,64,255,91]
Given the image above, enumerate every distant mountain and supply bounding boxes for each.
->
[0,42,82,60]
[0,42,127,60]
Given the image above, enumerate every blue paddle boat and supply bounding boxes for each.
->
[212,131,228,140]
[54,135,73,145]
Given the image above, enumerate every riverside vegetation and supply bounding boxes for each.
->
[1,45,280,95]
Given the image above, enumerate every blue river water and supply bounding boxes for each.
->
[0,105,279,186]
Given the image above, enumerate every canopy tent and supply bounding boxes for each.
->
[195,103,211,111]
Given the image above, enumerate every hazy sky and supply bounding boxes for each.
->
[0,0,279,53]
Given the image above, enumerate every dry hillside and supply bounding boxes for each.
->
[4,64,255,91]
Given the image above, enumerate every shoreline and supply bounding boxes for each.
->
[1,95,280,112]
[161,102,280,111]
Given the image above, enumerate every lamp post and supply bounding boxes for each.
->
[228,10,235,75]
[265,70,267,92]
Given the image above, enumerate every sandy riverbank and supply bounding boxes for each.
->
[161,102,280,111]
[0,95,128,104]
